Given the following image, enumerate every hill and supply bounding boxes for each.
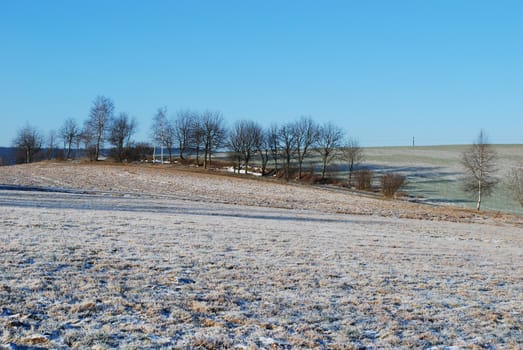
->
[0,161,521,224]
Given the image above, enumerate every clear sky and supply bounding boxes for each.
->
[1,0,522,147]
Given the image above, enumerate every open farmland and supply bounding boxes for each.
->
[0,162,522,349]
[356,145,523,215]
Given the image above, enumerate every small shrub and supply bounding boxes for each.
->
[381,173,406,198]
[355,170,373,191]
[127,143,153,162]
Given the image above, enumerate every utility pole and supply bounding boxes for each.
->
[412,136,415,148]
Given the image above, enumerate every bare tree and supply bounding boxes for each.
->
[317,122,345,180]
[151,107,172,163]
[174,109,194,160]
[108,112,137,162]
[59,118,80,159]
[279,123,297,181]
[190,113,205,166]
[79,126,96,160]
[292,116,320,179]
[341,137,364,187]
[201,110,226,169]
[228,120,262,174]
[257,129,271,175]
[163,121,175,162]
[86,95,115,160]
[12,123,44,163]
[228,123,243,174]
[46,129,58,160]
[267,124,280,173]
[461,130,499,211]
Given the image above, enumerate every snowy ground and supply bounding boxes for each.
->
[0,163,522,349]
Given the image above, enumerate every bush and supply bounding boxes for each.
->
[381,173,406,198]
[127,143,153,162]
[355,170,373,191]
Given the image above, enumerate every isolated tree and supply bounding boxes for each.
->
[228,120,262,174]
[108,112,137,162]
[13,124,44,163]
[279,123,297,181]
[174,109,194,160]
[341,137,364,187]
[317,122,345,180]
[461,130,499,211]
[86,95,115,160]
[292,116,320,179]
[59,118,80,159]
[200,110,226,169]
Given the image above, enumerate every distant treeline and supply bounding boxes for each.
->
[0,148,18,165]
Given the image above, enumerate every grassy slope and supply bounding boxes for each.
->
[0,167,522,348]
[360,144,523,215]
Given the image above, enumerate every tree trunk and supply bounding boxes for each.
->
[195,146,200,166]
[95,133,102,161]
[477,180,482,211]
[203,145,209,169]
[321,158,327,180]
[348,161,354,187]
[285,154,291,181]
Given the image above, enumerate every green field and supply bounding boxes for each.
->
[357,145,523,215]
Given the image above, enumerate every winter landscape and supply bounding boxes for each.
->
[0,162,522,349]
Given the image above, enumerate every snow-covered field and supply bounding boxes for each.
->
[0,163,522,349]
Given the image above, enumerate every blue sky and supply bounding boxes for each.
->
[1,0,522,147]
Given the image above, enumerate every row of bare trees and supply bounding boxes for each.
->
[12,96,137,163]
[150,108,227,168]
[11,96,365,178]
[226,116,365,183]
[12,96,365,183]
[150,110,365,179]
